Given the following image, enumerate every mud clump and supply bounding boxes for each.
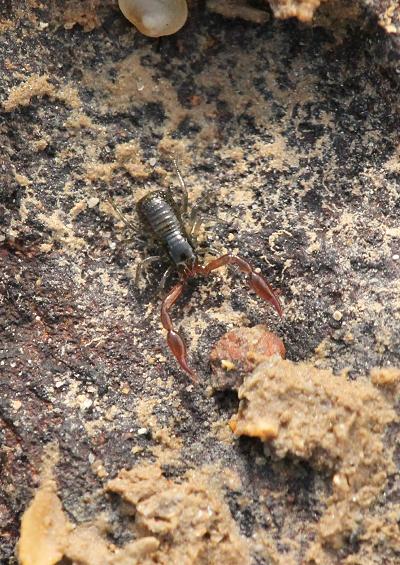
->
[268,0,325,22]
[18,460,250,565]
[107,464,250,564]
[231,357,399,561]
[210,325,285,391]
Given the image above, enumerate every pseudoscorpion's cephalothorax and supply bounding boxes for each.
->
[111,161,282,382]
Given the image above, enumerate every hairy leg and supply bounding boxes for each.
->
[159,265,175,293]
[171,158,188,214]
[135,255,163,286]
[105,196,138,232]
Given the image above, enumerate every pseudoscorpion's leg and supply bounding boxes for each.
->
[135,255,164,286]
[159,265,175,293]
[188,205,202,239]
[172,158,189,214]
[160,282,198,382]
[202,254,283,317]
[105,196,138,232]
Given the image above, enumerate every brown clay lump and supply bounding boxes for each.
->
[230,356,398,553]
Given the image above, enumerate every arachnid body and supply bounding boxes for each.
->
[137,189,196,274]
[134,161,283,382]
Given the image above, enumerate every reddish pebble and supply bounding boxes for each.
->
[210,325,285,391]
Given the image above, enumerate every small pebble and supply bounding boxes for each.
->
[87,197,99,208]
[333,310,343,321]
[393,254,399,260]
[82,398,93,410]
[137,427,148,435]
[221,359,236,371]
[12,400,22,411]
[118,0,188,38]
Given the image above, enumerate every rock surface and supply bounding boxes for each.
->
[1,1,399,563]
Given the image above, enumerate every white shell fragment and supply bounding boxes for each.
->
[118,0,188,37]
